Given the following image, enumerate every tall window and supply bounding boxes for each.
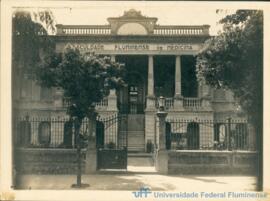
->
[40,86,52,101]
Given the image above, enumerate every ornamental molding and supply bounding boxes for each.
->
[53,35,210,44]
[121,9,146,19]
[107,9,158,35]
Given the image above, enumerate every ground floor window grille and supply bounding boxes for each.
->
[165,119,254,151]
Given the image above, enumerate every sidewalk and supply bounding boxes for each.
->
[15,157,257,191]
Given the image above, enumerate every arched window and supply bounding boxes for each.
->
[38,121,51,146]
[117,23,148,35]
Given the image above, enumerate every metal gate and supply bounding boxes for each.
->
[96,114,128,170]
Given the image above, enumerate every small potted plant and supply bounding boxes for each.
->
[107,141,116,149]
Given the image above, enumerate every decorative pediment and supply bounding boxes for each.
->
[120,9,145,19]
[107,9,157,35]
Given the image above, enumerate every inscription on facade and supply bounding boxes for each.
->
[114,44,149,51]
[64,43,195,53]
[65,43,104,51]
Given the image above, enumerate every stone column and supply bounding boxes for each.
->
[107,55,117,111]
[146,55,155,109]
[174,55,183,110]
[175,55,182,97]
[155,109,168,174]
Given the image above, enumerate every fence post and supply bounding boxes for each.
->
[85,106,98,174]
[155,97,168,174]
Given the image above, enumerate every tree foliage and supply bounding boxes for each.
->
[196,10,263,124]
[12,10,55,74]
[36,48,126,120]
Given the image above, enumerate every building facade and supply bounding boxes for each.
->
[13,10,253,152]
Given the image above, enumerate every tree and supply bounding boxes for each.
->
[35,48,125,187]
[12,10,55,73]
[12,10,56,104]
[36,48,126,122]
[196,10,263,190]
[196,10,263,124]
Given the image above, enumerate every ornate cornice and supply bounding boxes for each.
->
[51,35,210,44]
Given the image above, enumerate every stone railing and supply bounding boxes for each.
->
[155,97,174,110]
[56,24,111,35]
[165,97,174,109]
[153,25,210,36]
[56,24,210,36]
[63,97,108,109]
[156,97,203,110]
[183,97,202,108]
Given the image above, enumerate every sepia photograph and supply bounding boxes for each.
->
[0,1,269,201]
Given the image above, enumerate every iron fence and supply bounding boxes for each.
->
[96,114,127,149]
[164,119,256,151]
[14,116,89,149]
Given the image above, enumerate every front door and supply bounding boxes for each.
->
[128,84,144,114]
[118,72,146,152]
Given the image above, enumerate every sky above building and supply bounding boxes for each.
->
[19,1,235,36]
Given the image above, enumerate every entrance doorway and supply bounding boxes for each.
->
[116,55,147,152]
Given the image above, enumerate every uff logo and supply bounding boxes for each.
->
[132,187,152,198]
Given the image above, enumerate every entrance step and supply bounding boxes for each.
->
[128,152,153,157]
[127,156,156,173]
[97,156,156,174]
[127,115,145,152]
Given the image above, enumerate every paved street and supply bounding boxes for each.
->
[16,173,257,191]
[16,157,257,191]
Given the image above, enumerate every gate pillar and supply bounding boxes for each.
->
[155,97,169,174]
[85,108,98,174]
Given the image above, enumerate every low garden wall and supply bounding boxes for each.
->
[168,150,258,175]
[15,148,86,174]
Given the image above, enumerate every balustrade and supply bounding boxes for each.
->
[56,25,111,35]
[56,24,209,36]
[63,97,108,109]
[153,25,209,36]
[183,97,202,108]
[155,97,203,109]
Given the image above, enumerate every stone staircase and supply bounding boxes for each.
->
[127,114,145,152]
